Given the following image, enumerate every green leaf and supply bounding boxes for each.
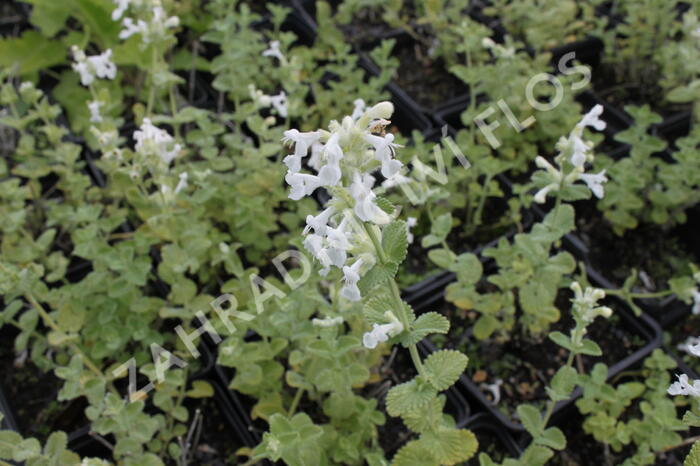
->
[186,380,214,398]
[517,404,544,436]
[400,312,450,346]
[0,31,66,75]
[392,439,438,466]
[546,366,577,402]
[473,315,500,340]
[423,350,468,391]
[428,248,456,269]
[548,331,572,351]
[537,427,566,450]
[386,380,437,417]
[382,220,408,264]
[685,439,700,466]
[0,431,22,459]
[451,253,483,285]
[14,438,41,461]
[425,428,479,465]
[358,262,398,294]
[577,339,602,356]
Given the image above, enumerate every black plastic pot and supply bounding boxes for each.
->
[653,110,693,148]
[0,384,17,432]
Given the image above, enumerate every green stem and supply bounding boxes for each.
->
[541,352,575,427]
[471,173,493,231]
[146,47,158,117]
[288,387,304,417]
[363,223,426,376]
[604,289,673,299]
[24,293,105,379]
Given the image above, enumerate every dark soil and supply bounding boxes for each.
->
[183,397,242,466]
[430,292,645,422]
[0,327,87,442]
[575,200,699,290]
[391,38,468,110]
[591,64,691,121]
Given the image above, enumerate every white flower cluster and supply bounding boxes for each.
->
[112,0,179,43]
[570,282,613,324]
[283,102,409,349]
[283,101,403,290]
[532,105,609,203]
[262,40,286,63]
[668,340,700,397]
[133,118,181,165]
[71,46,117,87]
[249,85,288,118]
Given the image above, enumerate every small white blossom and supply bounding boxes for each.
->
[340,259,363,302]
[578,170,608,199]
[678,337,700,355]
[692,289,700,315]
[282,130,322,174]
[351,99,366,120]
[578,104,607,132]
[262,40,285,62]
[133,118,181,165]
[175,172,188,193]
[71,47,117,86]
[88,100,103,123]
[350,173,391,225]
[119,17,148,40]
[285,172,321,200]
[365,133,402,178]
[111,0,130,20]
[668,373,700,397]
[269,91,288,118]
[406,217,417,244]
[362,312,404,349]
[303,207,335,236]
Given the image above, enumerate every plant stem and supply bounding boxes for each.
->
[24,293,105,379]
[363,223,426,376]
[288,387,304,417]
[541,352,575,427]
[146,47,158,117]
[659,434,700,453]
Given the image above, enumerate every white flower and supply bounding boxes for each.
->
[578,104,606,132]
[340,259,363,301]
[175,172,188,193]
[285,172,321,200]
[120,7,178,43]
[365,133,402,178]
[668,373,700,397]
[692,289,700,315]
[578,170,608,199]
[88,100,103,123]
[303,207,335,236]
[362,314,404,349]
[71,47,116,86]
[133,118,181,165]
[262,40,285,62]
[119,17,148,40]
[326,217,351,252]
[406,217,417,244]
[351,99,366,120]
[570,136,591,169]
[269,91,288,118]
[533,184,558,204]
[350,173,391,225]
[679,337,700,356]
[112,0,130,21]
[308,142,324,171]
[282,130,321,174]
